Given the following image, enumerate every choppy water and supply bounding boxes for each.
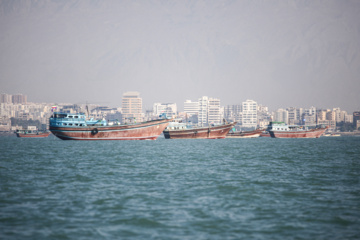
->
[1,135,360,239]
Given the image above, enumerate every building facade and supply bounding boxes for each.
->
[208,97,221,125]
[198,96,208,126]
[153,103,177,118]
[241,99,257,128]
[183,100,199,117]
[121,92,143,123]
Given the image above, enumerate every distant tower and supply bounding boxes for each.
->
[208,97,221,125]
[197,96,221,126]
[0,93,12,104]
[121,91,143,123]
[241,99,258,128]
[198,96,209,127]
[11,94,27,104]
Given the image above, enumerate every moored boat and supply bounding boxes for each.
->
[268,122,327,138]
[260,131,271,137]
[226,129,262,138]
[322,132,341,137]
[163,121,236,139]
[49,112,170,140]
[15,130,50,138]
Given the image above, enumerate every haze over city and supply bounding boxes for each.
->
[1,0,360,112]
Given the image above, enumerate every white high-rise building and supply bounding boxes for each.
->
[208,97,221,125]
[183,100,199,117]
[197,96,222,126]
[241,99,258,128]
[153,103,177,118]
[121,91,142,123]
[198,96,208,127]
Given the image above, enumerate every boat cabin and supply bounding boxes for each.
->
[267,122,307,132]
[49,112,108,127]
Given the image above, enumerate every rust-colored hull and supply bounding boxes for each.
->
[226,129,262,138]
[269,127,327,138]
[16,132,51,138]
[163,123,235,139]
[260,132,271,137]
[50,119,170,140]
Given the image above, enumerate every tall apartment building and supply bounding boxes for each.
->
[183,100,199,117]
[241,99,257,128]
[287,107,297,125]
[1,93,27,104]
[0,93,12,104]
[208,97,221,125]
[12,94,27,104]
[198,96,208,126]
[196,96,222,126]
[274,108,289,124]
[153,103,177,118]
[121,91,142,123]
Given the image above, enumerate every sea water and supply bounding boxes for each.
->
[1,135,360,239]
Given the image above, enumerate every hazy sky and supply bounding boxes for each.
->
[1,0,359,112]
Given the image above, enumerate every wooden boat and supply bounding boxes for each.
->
[163,121,236,139]
[260,131,271,137]
[49,112,170,140]
[268,122,327,138]
[15,130,50,138]
[322,133,341,137]
[226,129,262,138]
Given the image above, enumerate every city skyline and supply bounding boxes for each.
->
[1,92,357,116]
[1,1,360,112]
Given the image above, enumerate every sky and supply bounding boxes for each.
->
[0,0,359,112]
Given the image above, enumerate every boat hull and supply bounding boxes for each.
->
[163,123,235,139]
[269,127,327,138]
[226,129,262,138]
[16,132,51,138]
[50,119,169,140]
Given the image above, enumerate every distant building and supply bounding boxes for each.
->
[153,103,177,118]
[0,93,12,104]
[1,93,27,104]
[274,108,288,124]
[353,111,360,130]
[302,114,316,126]
[198,96,209,126]
[121,91,143,123]
[224,105,241,124]
[287,107,297,125]
[317,109,327,123]
[241,99,257,128]
[208,97,221,125]
[183,100,199,117]
[257,104,271,129]
[12,94,27,104]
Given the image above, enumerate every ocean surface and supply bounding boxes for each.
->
[1,135,360,240]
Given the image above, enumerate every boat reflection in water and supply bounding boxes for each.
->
[49,112,170,140]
